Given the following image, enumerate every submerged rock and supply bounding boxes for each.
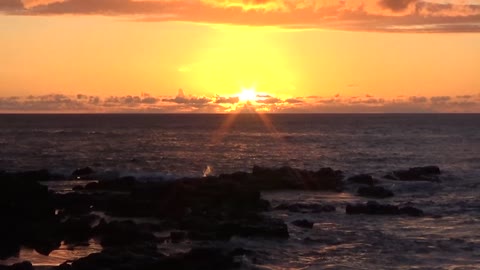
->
[274,203,336,213]
[71,167,95,178]
[357,186,394,198]
[292,219,314,229]
[347,174,379,185]
[346,201,423,217]
[384,166,441,182]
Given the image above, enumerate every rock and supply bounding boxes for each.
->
[346,201,423,217]
[186,216,289,241]
[0,261,34,270]
[347,174,378,185]
[292,219,314,229]
[346,201,399,215]
[63,247,240,270]
[93,220,156,247]
[357,186,394,198]
[170,231,187,243]
[384,166,441,182]
[62,215,97,244]
[84,177,136,191]
[250,166,344,191]
[399,206,424,217]
[72,167,94,178]
[72,185,84,191]
[0,179,62,257]
[274,203,336,213]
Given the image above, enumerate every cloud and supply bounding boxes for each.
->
[430,96,451,103]
[379,0,417,12]
[285,98,303,104]
[162,89,212,106]
[1,92,479,113]
[215,96,240,104]
[257,97,282,104]
[409,96,428,103]
[0,0,24,11]
[0,0,478,32]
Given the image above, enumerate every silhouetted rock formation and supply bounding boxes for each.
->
[274,203,336,213]
[384,166,441,182]
[292,219,314,229]
[347,174,379,185]
[357,186,394,198]
[346,201,423,216]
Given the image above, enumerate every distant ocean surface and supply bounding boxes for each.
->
[1,114,479,179]
[1,114,480,269]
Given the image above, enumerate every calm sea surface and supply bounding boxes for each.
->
[1,114,479,269]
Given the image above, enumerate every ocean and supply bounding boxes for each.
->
[1,113,479,269]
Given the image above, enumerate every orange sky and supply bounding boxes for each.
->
[0,0,479,112]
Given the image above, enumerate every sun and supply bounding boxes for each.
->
[238,87,257,103]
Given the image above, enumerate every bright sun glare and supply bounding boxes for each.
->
[238,87,257,103]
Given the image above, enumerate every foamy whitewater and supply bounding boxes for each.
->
[1,114,479,269]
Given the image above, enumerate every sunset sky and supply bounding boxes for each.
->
[1,0,479,113]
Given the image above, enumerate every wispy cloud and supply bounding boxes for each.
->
[2,0,479,32]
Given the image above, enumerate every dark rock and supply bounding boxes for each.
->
[0,261,34,270]
[357,186,394,198]
[56,262,72,270]
[346,201,399,215]
[62,215,97,244]
[250,166,344,191]
[274,203,336,213]
[399,206,424,217]
[84,177,136,191]
[346,201,423,217]
[72,185,84,191]
[186,216,289,241]
[170,231,187,243]
[347,174,378,185]
[93,220,156,247]
[64,247,239,270]
[0,179,62,257]
[384,166,441,182]
[72,167,94,177]
[0,169,51,182]
[292,219,314,229]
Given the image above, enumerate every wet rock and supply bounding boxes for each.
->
[62,247,241,270]
[84,176,136,191]
[384,166,441,182]
[62,215,97,244]
[274,203,336,213]
[347,174,378,185]
[399,206,424,217]
[357,186,394,198]
[170,231,187,243]
[93,220,156,247]
[346,201,423,217]
[0,261,34,270]
[71,167,94,178]
[72,185,84,191]
[292,219,314,229]
[0,179,62,257]
[186,216,289,241]
[250,166,344,191]
[0,169,51,182]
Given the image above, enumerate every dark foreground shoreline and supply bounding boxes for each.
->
[0,165,440,269]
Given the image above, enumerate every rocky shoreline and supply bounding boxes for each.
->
[0,165,441,269]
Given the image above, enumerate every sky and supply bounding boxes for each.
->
[0,0,479,113]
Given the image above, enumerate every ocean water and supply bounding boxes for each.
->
[1,114,479,269]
